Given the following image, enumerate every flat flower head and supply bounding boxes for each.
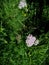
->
[18,0,27,9]
[26,34,36,47]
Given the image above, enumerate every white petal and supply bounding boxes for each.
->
[26,42,34,47]
[18,0,27,9]
[34,39,39,45]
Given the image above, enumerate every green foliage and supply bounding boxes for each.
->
[0,0,49,65]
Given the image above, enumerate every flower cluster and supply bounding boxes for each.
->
[26,34,39,47]
[18,0,27,9]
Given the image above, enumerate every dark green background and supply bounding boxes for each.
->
[0,0,49,65]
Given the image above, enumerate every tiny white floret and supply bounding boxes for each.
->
[18,0,27,9]
[34,39,39,45]
[26,34,36,47]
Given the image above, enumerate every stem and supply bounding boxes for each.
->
[1,21,2,32]
[30,57,31,65]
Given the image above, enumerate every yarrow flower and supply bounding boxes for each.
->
[18,0,27,9]
[26,34,39,47]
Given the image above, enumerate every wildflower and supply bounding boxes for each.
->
[26,34,36,47]
[26,34,39,47]
[18,0,27,9]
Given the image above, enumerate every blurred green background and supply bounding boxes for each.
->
[0,0,49,65]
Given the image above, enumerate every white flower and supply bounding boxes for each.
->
[26,34,39,47]
[18,0,27,9]
[26,34,36,47]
